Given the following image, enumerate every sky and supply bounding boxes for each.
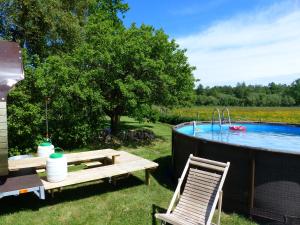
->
[123,0,300,87]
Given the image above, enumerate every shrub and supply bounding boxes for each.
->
[158,114,196,125]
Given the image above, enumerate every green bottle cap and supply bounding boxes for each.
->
[39,142,52,147]
[50,153,63,159]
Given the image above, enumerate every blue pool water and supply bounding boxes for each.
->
[176,123,300,154]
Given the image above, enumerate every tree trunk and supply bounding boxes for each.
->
[110,114,120,135]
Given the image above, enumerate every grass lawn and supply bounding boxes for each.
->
[0,117,257,225]
[170,106,300,124]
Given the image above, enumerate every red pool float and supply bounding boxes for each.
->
[229,125,246,131]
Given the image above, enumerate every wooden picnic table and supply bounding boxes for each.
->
[8,149,158,195]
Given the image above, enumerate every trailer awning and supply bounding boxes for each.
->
[0,41,24,100]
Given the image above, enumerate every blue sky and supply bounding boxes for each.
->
[123,0,300,86]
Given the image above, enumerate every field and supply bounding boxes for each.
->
[169,106,300,124]
[0,117,256,225]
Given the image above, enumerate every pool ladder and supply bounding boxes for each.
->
[212,107,232,127]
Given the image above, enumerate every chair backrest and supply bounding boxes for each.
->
[170,155,230,225]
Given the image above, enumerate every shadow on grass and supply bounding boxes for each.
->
[152,155,176,191]
[152,204,167,225]
[119,120,154,129]
[84,119,168,151]
[95,138,162,150]
[0,176,144,215]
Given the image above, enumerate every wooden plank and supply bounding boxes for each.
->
[190,156,227,167]
[181,191,214,203]
[179,198,211,209]
[188,175,220,186]
[190,171,221,181]
[176,201,209,215]
[174,204,203,218]
[176,203,207,218]
[156,214,197,225]
[0,102,6,108]
[117,158,158,172]
[174,205,206,222]
[179,196,214,210]
[0,129,7,137]
[185,186,217,199]
[189,168,221,179]
[170,213,200,225]
[185,186,217,197]
[66,149,120,165]
[42,164,126,190]
[182,189,215,202]
[186,180,217,191]
[84,161,102,168]
[173,208,204,223]
[0,115,7,123]
[9,149,119,170]
[0,108,6,116]
[190,160,225,172]
[174,205,206,223]
[114,151,141,163]
[188,176,218,187]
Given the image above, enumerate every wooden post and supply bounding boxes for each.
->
[112,155,116,164]
[112,177,117,186]
[177,178,181,199]
[145,169,150,185]
[249,153,255,211]
[51,189,55,198]
[217,190,223,225]
[103,158,107,166]
[0,102,8,177]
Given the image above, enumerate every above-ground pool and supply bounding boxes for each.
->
[172,122,300,224]
[177,123,300,154]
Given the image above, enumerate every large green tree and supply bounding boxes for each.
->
[3,2,195,152]
[75,14,195,133]
[0,0,128,58]
[2,1,128,152]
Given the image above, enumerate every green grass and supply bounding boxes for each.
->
[0,117,256,225]
[170,106,300,124]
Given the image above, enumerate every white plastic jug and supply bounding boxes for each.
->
[46,150,67,183]
[37,142,54,158]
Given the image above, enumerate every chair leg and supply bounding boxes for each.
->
[217,190,223,225]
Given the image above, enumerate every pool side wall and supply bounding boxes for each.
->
[172,122,300,222]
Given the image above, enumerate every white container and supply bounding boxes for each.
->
[46,153,68,183]
[37,142,55,157]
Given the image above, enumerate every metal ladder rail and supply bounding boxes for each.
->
[211,108,221,127]
[221,107,232,126]
[193,121,197,136]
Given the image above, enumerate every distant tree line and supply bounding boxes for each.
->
[195,79,300,106]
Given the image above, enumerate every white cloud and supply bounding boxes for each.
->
[177,1,300,86]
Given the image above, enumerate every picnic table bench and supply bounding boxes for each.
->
[8,149,120,170]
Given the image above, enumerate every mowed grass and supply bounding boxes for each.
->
[170,106,300,124]
[0,117,257,225]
